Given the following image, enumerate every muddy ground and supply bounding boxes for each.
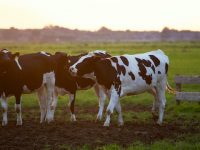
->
[0,106,199,150]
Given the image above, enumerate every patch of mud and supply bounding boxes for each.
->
[0,105,199,149]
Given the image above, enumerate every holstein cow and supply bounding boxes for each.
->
[51,50,111,121]
[0,49,68,126]
[69,50,174,126]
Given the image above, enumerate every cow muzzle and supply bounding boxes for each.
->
[69,67,77,76]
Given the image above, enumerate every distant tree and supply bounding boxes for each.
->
[97,26,112,33]
[161,27,171,41]
[43,25,61,29]
[9,27,17,30]
[162,27,170,32]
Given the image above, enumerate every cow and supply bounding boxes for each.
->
[0,49,68,126]
[69,49,174,126]
[51,50,111,121]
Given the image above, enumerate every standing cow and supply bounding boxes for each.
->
[69,50,173,126]
[0,49,68,126]
[51,50,111,121]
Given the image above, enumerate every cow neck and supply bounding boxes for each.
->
[93,59,103,84]
[7,60,22,74]
[93,58,118,90]
[69,53,87,66]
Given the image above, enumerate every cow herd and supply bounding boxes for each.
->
[0,48,174,127]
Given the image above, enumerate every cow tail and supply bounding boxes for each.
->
[166,81,176,94]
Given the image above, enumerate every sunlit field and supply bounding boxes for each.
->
[0,42,200,149]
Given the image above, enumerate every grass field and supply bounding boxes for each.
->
[0,42,200,150]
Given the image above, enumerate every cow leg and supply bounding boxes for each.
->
[156,80,167,125]
[1,97,8,126]
[104,89,119,127]
[37,86,47,123]
[94,85,106,121]
[50,88,58,120]
[115,101,124,126]
[15,94,22,126]
[45,72,55,123]
[149,87,159,119]
[46,90,54,123]
[68,93,76,121]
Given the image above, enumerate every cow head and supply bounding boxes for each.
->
[69,55,101,77]
[53,52,69,70]
[0,49,20,74]
[69,50,111,77]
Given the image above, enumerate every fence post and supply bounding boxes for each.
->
[175,83,181,105]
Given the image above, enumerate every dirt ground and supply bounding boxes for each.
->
[0,106,199,150]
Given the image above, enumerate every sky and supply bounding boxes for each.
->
[0,0,200,31]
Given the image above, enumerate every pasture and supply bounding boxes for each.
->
[0,42,200,150]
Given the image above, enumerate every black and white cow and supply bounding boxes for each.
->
[0,49,68,126]
[51,50,111,121]
[69,50,172,126]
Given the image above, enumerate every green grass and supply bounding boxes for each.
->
[52,136,200,150]
[1,41,200,149]
[98,134,200,150]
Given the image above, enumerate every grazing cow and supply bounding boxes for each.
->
[51,50,111,121]
[0,49,68,126]
[69,50,173,126]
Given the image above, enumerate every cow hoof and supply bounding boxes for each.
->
[16,121,22,126]
[40,120,45,124]
[2,121,8,126]
[71,119,77,122]
[70,117,76,122]
[40,118,45,124]
[45,117,54,123]
[103,122,110,127]
[95,115,102,122]
[45,112,54,123]
[70,115,77,122]
[47,118,54,123]
[95,118,100,123]
[156,121,162,126]
[118,122,124,127]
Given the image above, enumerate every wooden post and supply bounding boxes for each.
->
[175,83,181,105]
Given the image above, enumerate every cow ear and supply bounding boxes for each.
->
[93,56,101,62]
[54,52,69,67]
[11,52,20,59]
[55,52,68,57]
[55,52,62,55]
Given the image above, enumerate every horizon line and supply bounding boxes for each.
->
[0,25,200,32]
